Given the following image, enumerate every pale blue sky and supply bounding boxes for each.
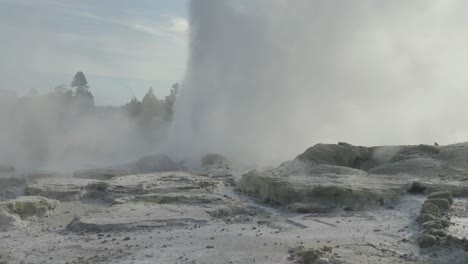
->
[0,0,188,105]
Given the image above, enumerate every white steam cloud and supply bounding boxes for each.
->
[168,0,468,166]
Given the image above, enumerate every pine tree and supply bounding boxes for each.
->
[71,71,94,107]
[71,72,89,95]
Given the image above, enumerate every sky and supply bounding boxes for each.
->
[0,0,188,105]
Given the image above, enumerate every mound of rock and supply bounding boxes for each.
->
[296,142,374,170]
[0,196,59,220]
[0,206,24,230]
[238,142,468,213]
[237,160,404,212]
[389,144,440,162]
[25,177,90,201]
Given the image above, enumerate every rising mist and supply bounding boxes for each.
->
[168,0,468,166]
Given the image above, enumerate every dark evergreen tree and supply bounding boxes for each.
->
[71,71,94,107]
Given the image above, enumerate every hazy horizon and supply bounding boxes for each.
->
[4,0,468,170]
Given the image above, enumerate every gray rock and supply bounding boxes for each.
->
[416,213,438,223]
[24,176,94,201]
[0,249,13,264]
[424,198,451,211]
[428,191,454,205]
[418,234,437,248]
[407,181,426,194]
[315,258,330,264]
[420,202,440,216]
[422,221,443,230]
[0,196,59,220]
[426,229,447,237]
[295,143,373,170]
[301,248,323,263]
[237,161,403,211]
[0,206,24,230]
[390,145,440,163]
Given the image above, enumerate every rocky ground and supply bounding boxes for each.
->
[1,143,468,263]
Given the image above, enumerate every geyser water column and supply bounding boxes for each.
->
[168,0,468,166]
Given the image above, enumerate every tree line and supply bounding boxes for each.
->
[40,71,179,123]
[0,71,180,169]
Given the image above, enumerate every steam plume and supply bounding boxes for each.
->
[169,0,468,165]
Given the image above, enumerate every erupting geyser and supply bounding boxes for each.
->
[168,0,468,166]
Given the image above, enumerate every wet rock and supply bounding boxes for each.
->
[418,234,437,248]
[424,199,451,211]
[407,182,426,194]
[428,191,454,205]
[0,196,59,220]
[201,154,227,166]
[74,169,132,180]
